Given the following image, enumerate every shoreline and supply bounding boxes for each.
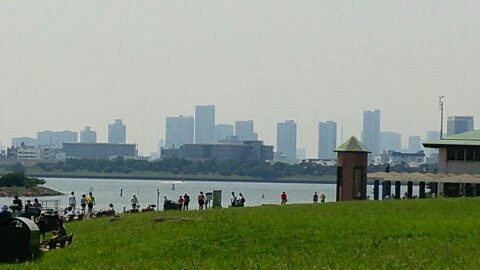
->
[0,186,64,198]
[23,173,336,184]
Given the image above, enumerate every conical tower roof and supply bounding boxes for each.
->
[335,136,370,153]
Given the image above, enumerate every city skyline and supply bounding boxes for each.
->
[2,1,480,156]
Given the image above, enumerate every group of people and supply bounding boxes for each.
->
[0,196,43,220]
[176,193,191,210]
[176,192,210,210]
[68,191,96,214]
[312,192,326,203]
[230,192,246,207]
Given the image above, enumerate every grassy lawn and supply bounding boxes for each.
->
[2,198,480,269]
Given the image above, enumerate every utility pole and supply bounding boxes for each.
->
[439,95,445,140]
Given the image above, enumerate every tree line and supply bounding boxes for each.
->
[12,157,440,180]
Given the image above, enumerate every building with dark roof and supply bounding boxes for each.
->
[161,141,273,162]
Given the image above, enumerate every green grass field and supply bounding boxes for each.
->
[3,198,480,269]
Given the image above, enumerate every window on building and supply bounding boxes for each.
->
[456,148,466,161]
[354,167,363,199]
[466,148,475,161]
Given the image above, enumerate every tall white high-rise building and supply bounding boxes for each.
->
[80,127,97,143]
[276,120,297,163]
[215,124,234,142]
[108,119,126,144]
[318,121,337,159]
[447,116,474,136]
[408,136,422,153]
[362,109,381,157]
[195,105,215,144]
[235,120,257,141]
[165,115,194,149]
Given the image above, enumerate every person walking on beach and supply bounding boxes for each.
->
[86,192,95,213]
[313,192,319,203]
[198,191,205,210]
[281,192,288,205]
[131,194,139,210]
[68,191,77,211]
[80,194,87,213]
[183,194,190,210]
[320,192,326,203]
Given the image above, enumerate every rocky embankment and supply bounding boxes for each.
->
[0,186,64,197]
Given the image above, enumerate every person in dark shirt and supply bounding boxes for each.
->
[12,195,23,211]
[183,194,190,210]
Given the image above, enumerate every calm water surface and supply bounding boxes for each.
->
[0,178,420,211]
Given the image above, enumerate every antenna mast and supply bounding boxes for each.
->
[439,95,445,140]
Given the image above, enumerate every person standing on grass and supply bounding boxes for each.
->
[238,193,245,207]
[204,193,209,209]
[313,192,319,203]
[198,191,205,210]
[183,194,190,210]
[131,194,139,210]
[86,192,95,213]
[281,192,288,205]
[231,192,237,207]
[68,191,77,211]
[320,193,326,203]
[80,194,87,214]
[178,195,184,207]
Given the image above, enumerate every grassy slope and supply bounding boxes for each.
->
[3,199,480,269]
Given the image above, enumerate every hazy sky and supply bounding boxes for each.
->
[1,1,480,157]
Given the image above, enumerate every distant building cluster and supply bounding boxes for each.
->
[6,119,135,161]
[1,103,476,166]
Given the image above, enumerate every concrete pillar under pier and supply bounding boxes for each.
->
[431,182,438,198]
[394,181,401,199]
[407,181,413,199]
[382,181,392,200]
[419,182,426,199]
[373,180,380,200]
[438,182,444,197]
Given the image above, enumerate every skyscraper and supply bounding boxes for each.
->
[447,116,474,136]
[108,119,126,144]
[195,105,215,144]
[408,136,422,153]
[362,110,381,156]
[165,115,194,149]
[318,121,337,159]
[235,120,257,141]
[276,120,297,163]
[80,126,97,143]
[215,124,234,142]
[380,131,402,152]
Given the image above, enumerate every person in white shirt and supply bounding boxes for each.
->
[68,191,77,211]
[231,192,237,207]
